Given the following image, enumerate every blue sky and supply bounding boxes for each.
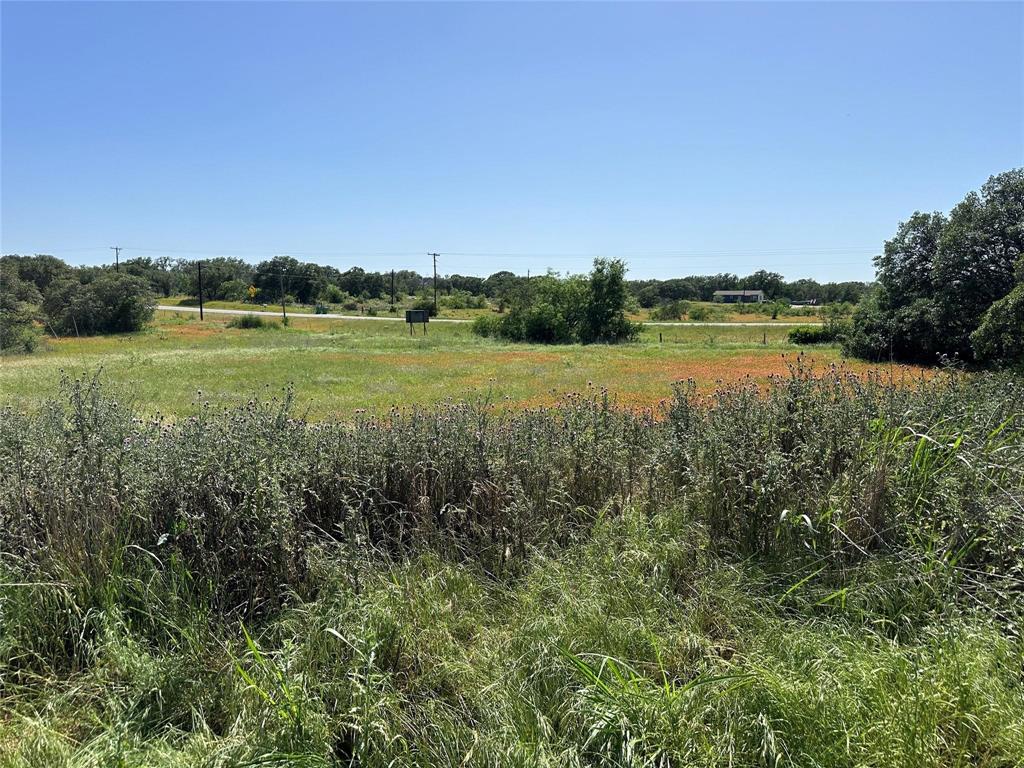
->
[2,2,1021,281]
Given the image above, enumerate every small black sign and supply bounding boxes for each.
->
[405,309,430,324]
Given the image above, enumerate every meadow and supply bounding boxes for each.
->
[1,310,884,419]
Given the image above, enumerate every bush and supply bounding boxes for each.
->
[89,272,156,332]
[0,267,41,354]
[472,259,639,344]
[43,272,154,336]
[227,313,272,329]
[411,296,439,317]
[471,314,502,338]
[322,284,347,304]
[650,300,689,321]
[440,290,487,310]
[687,304,722,321]
[788,325,844,345]
[217,278,250,302]
[971,283,1024,365]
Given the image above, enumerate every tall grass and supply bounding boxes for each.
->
[1,365,1022,766]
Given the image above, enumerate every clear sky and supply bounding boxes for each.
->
[2,2,1021,282]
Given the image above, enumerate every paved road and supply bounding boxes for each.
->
[158,305,471,323]
[156,305,816,327]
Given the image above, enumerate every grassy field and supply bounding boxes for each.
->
[0,310,900,418]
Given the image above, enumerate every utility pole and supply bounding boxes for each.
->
[110,246,121,272]
[197,261,204,320]
[391,269,396,308]
[279,267,287,321]
[428,252,439,314]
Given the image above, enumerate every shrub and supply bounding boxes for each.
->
[0,267,41,354]
[218,278,250,302]
[971,283,1024,366]
[322,284,347,304]
[788,325,842,344]
[411,296,439,317]
[687,304,719,321]
[228,313,272,329]
[472,259,639,344]
[471,314,502,338]
[43,272,154,336]
[650,300,689,321]
[89,272,156,332]
[440,290,487,310]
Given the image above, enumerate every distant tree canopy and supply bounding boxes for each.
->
[472,259,639,344]
[627,272,870,307]
[845,169,1023,365]
[180,257,253,301]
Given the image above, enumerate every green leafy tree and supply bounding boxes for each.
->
[473,260,638,344]
[971,282,1024,366]
[43,272,153,336]
[123,256,179,297]
[740,270,785,299]
[88,272,155,332]
[845,213,946,362]
[933,169,1024,358]
[181,257,253,301]
[43,277,102,336]
[580,258,638,343]
[1,254,72,294]
[846,169,1023,363]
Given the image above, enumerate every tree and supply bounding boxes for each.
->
[43,277,102,336]
[89,272,155,332]
[43,272,153,336]
[740,270,785,299]
[181,257,253,301]
[123,256,179,297]
[845,169,1023,364]
[1,254,72,294]
[933,169,1024,359]
[253,256,301,303]
[472,260,638,344]
[580,258,637,343]
[846,213,947,362]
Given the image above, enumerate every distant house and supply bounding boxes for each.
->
[712,289,766,304]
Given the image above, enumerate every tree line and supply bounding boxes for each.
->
[627,272,869,307]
